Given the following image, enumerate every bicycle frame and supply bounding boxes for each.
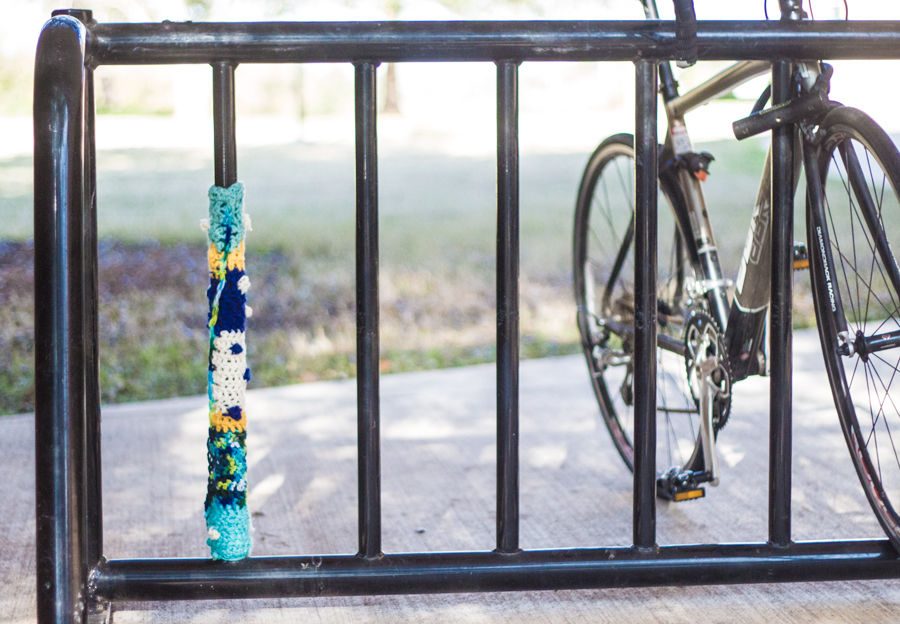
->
[641,0,809,382]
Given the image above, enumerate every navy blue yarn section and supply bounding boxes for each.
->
[206,268,247,333]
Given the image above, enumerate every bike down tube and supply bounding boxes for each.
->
[633,59,658,551]
[769,60,794,548]
[34,13,89,624]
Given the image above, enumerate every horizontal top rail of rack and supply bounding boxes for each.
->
[85,20,900,65]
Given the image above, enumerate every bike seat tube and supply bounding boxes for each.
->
[640,0,680,102]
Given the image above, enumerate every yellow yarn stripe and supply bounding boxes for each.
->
[207,240,246,276]
[209,408,248,432]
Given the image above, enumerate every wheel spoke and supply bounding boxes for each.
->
[838,146,900,322]
[864,243,877,330]
[830,242,900,328]
[593,182,621,244]
[863,355,900,473]
[848,350,862,388]
[839,148,865,331]
[849,210,900,326]
[831,150,900,331]
[863,147,885,218]
[871,352,900,375]
[589,223,611,261]
[824,185,862,331]
[862,362,884,482]
[613,155,632,213]
[660,350,676,468]
[832,154,863,330]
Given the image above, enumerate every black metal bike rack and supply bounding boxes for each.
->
[33,9,900,623]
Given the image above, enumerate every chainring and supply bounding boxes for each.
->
[683,311,732,431]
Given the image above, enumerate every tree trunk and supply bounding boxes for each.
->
[382,62,400,114]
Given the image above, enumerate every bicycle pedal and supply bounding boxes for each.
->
[672,488,705,502]
[656,482,706,502]
[793,241,809,270]
[656,469,708,502]
[656,479,706,503]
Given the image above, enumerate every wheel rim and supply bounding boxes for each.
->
[575,141,703,475]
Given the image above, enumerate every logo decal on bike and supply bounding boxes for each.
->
[748,199,770,265]
[816,225,837,313]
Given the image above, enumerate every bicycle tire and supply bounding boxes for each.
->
[806,106,900,550]
[573,133,707,476]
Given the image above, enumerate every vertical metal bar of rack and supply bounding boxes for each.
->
[632,59,659,551]
[82,78,102,561]
[212,62,238,187]
[55,7,105,586]
[354,61,383,559]
[33,14,89,624]
[768,59,794,547]
[496,60,521,554]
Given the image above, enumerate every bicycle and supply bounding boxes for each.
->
[573,0,900,548]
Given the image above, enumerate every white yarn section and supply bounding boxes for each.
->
[237,275,251,294]
[200,218,210,232]
[211,330,247,412]
[243,213,253,232]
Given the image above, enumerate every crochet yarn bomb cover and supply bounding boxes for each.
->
[204,182,252,560]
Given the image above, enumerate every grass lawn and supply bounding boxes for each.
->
[3,134,812,415]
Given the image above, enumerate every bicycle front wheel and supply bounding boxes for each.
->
[573,134,707,479]
[807,106,900,549]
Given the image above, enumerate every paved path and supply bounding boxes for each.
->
[4,330,899,622]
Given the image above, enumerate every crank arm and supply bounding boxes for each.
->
[698,358,721,486]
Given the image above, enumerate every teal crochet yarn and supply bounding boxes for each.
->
[208,183,246,253]
[205,499,252,561]
[204,181,252,561]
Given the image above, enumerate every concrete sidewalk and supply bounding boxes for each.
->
[4,329,899,623]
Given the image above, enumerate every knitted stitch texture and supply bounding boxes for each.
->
[205,182,252,561]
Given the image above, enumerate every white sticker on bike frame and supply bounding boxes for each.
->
[671,121,692,155]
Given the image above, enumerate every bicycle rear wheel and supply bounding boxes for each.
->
[573,134,708,481]
[807,106,900,549]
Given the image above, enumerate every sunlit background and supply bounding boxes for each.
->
[1,0,898,414]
